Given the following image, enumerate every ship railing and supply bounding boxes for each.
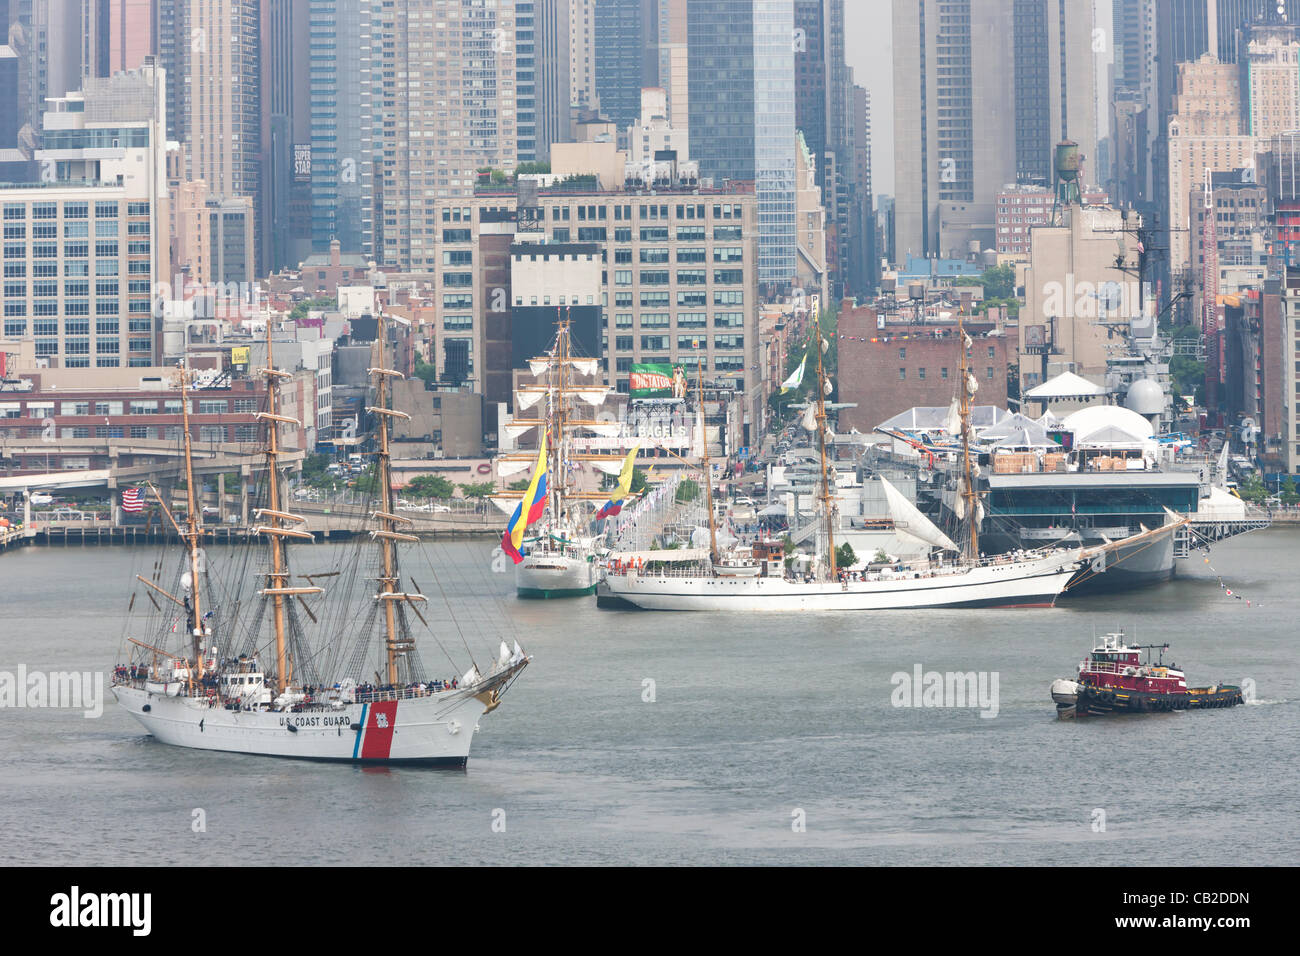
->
[354,683,458,704]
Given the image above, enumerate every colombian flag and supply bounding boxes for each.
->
[596,445,639,520]
[502,431,549,564]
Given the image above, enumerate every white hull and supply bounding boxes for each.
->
[599,551,1082,611]
[112,662,525,765]
[516,551,600,597]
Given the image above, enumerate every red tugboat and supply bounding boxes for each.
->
[1050,632,1243,718]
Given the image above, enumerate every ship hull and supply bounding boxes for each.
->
[112,663,524,765]
[1059,531,1175,597]
[1054,682,1243,718]
[598,553,1081,611]
[516,552,600,599]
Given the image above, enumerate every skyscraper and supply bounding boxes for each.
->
[593,0,650,136]
[309,0,373,257]
[516,0,571,164]
[689,0,796,291]
[374,0,519,270]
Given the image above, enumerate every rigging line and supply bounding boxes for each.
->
[410,556,480,673]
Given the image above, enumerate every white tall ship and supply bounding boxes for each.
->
[113,319,529,765]
[496,320,633,598]
[599,315,1163,612]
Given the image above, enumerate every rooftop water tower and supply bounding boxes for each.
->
[1052,141,1082,221]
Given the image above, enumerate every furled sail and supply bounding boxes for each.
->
[572,358,599,377]
[515,390,545,411]
[529,359,551,377]
[497,460,531,477]
[490,495,520,514]
[591,459,626,476]
[800,404,817,432]
[944,399,961,436]
[574,388,609,406]
[881,476,959,552]
[581,422,623,438]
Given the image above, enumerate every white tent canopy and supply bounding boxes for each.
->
[1026,371,1106,400]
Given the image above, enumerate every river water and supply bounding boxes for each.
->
[0,529,1295,865]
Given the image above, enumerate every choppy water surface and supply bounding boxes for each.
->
[0,530,1295,865]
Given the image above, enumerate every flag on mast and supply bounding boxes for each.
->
[121,488,144,513]
[501,430,549,564]
[780,353,807,393]
[596,445,639,519]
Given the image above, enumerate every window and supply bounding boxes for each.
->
[443,315,473,331]
[713,225,742,240]
[198,400,227,415]
[899,347,906,359]
[678,313,707,328]
[713,291,743,305]
[640,335,669,350]
[615,335,633,350]
[640,313,670,329]
[640,270,669,285]
[677,226,705,241]
[442,250,472,265]
[640,227,668,242]
[442,293,472,309]
[713,246,744,262]
[899,368,906,380]
[640,291,669,307]
[442,229,471,243]
[614,270,632,285]
[639,248,669,264]
[714,312,743,328]
[918,368,926,380]
[714,335,744,350]
[678,290,707,307]
[677,270,706,285]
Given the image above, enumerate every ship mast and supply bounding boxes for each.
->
[697,360,719,563]
[957,310,980,562]
[178,364,204,681]
[253,323,317,694]
[367,307,417,686]
[813,331,836,580]
[551,314,567,529]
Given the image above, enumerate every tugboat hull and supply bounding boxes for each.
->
[1056,683,1243,718]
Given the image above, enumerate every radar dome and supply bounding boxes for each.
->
[1124,378,1164,416]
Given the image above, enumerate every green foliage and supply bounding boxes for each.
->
[1237,473,1267,503]
[1281,475,1299,506]
[630,467,648,495]
[1169,352,1205,406]
[413,356,438,387]
[300,453,340,490]
[515,161,551,175]
[873,548,890,564]
[508,478,532,492]
[458,481,495,498]
[976,264,1016,300]
[834,542,857,569]
[290,296,335,320]
[491,169,507,184]
[675,478,700,503]
[783,535,795,554]
[353,464,380,495]
[406,474,455,499]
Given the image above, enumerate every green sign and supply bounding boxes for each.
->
[629,363,688,402]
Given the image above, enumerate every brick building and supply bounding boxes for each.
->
[836,303,1011,434]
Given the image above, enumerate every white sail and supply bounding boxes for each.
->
[529,359,551,377]
[572,358,599,377]
[944,399,961,436]
[490,494,520,514]
[497,460,531,477]
[516,390,545,411]
[800,404,817,432]
[574,388,609,406]
[503,422,537,440]
[582,422,623,438]
[591,459,626,476]
[880,476,959,553]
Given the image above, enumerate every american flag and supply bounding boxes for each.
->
[121,487,144,513]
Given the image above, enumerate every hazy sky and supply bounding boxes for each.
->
[846,2,895,196]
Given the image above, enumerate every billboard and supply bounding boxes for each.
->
[630,363,688,403]
[230,346,250,367]
[294,144,312,181]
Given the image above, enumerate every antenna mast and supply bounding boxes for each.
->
[814,329,836,579]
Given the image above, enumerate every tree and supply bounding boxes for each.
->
[413,356,438,388]
[290,296,335,320]
[508,478,532,492]
[872,548,890,564]
[458,481,495,498]
[1281,475,1299,506]
[406,474,455,499]
[834,542,857,569]
[353,464,380,495]
[1237,473,1267,503]
[630,467,648,495]
[675,478,700,503]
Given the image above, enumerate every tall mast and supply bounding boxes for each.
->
[263,324,288,692]
[254,322,319,694]
[814,330,836,579]
[957,310,979,561]
[367,307,416,686]
[179,364,204,680]
[697,359,718,563]
[552,314,567,526]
